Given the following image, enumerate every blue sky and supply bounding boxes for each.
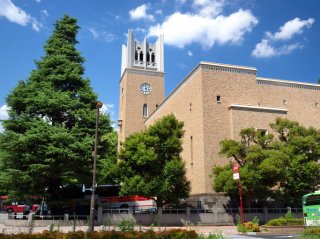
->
[0,0,319,130]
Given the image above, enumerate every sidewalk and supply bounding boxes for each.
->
[0,224,239,235]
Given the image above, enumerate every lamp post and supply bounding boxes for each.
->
[89,101,103,234]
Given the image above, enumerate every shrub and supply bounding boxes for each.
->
[236,216,260,232]
[0,229,199,239]
[304,227,320,239]
[266,218,304,226]
[285,211,294,219]
[197,233,225,239]
[117,219,135,232]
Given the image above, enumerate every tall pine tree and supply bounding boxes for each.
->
[0,15,114,201]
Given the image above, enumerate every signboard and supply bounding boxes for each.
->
[232,162,240,173]
[233,173,240,180]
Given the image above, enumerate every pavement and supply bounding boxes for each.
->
[0,224,239,235]
[0,224,303,239]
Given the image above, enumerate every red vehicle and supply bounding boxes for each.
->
[1,196,39,214]
[4,202,39,213]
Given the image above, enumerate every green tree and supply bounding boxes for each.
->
[112,114,190,208]
[0,15,114,202]
[98,130,118,184]
[213,118,320,206]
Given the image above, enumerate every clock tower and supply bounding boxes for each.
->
[118,30,165,147]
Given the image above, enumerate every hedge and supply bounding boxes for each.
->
[0,229,198,239]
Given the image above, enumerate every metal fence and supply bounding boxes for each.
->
[102,207,302,215]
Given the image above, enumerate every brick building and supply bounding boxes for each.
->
[118,30,320,198]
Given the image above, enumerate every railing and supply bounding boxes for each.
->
[102,207,302,215]
[103,209,129,214]
[162,209,186,214]
[8,213,91,220]
[190,209,213,214]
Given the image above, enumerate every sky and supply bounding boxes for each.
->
[0,0,319,131]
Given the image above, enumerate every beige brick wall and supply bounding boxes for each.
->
[118,69,164,146]
[146,68,207,194]
[145,62,320,195]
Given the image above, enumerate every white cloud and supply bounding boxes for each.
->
[267,18,314,41]
[0,0,31,26]
[101,104,114,116]
[155,9,163,15]
[100,103,117,129]
[193,0,224,18]
[41,9,48,18]
[187,50,193,56]
[0,105,9,133]
[0,0,42,31]
[252,17,314,58]
[252,39,303,58]
[31,18,42,32]
[88,28,117,43]
[148,9,258,48]
[129,4,155,21]
[252,39,275,58]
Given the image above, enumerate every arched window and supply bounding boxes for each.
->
[151,53,155,62]
[143,104,148,117]
[139,51,143,61]
[135,50,138,60]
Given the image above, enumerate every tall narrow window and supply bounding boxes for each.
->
[147,53,150,62]
[135,50,138,60]
[139,51,143,61]
[143,104,148,117]
[190,136,194,166]
[151,53,155,62]
[216,95,221,103]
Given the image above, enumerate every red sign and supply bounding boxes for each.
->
[232,162,240,173]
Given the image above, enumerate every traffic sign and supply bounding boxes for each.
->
[233,173,240,180]
[232,162,240,173]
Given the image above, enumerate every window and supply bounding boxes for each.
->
[190,136,193,166]
[135,50,138,60]
[216,95,221,103]
[151,53,155,62]
[143,104,148,117]
[139,51,143,61]
[190,102,192,111]
[257,129,268,137]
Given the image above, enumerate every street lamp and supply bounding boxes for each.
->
[89,101,103,234]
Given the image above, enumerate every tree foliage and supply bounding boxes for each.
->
[111,114,190,208]
[213,118,320,206]
[0,15,115,202]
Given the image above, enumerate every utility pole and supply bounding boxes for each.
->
[89,101,103,234]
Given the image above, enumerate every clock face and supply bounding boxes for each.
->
[140,83,152,95]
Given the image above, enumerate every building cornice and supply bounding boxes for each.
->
[229,104,288,113]
[200,61,257,75]
[257,77,320,90]
[120,68,165,83]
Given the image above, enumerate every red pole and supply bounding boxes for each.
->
[233,162,244,224]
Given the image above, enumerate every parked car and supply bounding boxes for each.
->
[4,202,39,214]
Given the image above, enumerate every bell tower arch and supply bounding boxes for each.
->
[118,30,165,148]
